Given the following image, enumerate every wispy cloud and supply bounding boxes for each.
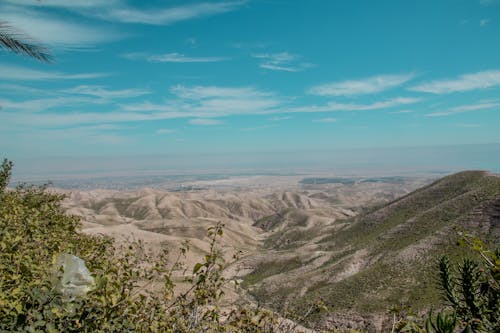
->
[269,116,292,121]
[170,85,272,99]
[1,84,421,128]
[0,97,102,112]
[241,124,276,131]
[388,109,414,114]
[312,117,337,123]
[5,0,245,25]
[291,97,421,113]
[0,65,108,81]
[480,0,500,5]
[156,128,176,134]
[121,85,282,119]
[0,84,149,113]
[2,1,244,51]
[119,102,178,113]
[0,123,129,147]
[0,110,182,127]
[189,118,223,126]
[410,70,500,94]
[63,85,150,99]
[185,38,197,48]
[123,52,227,63]
[41,93,419,127]
[425,102,500,117]
[96,1,246,25]
[1,6,121,47]
[480,18,491,26]
[0,84,52,96]
[309,73,416,96]
[2,0,117,8]
[252,52,313,72]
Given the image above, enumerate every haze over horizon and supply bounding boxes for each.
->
[9,143,500,184]
[1,0,500,178]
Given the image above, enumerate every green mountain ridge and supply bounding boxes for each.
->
[241,171,500,331]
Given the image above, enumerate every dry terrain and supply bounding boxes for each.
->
[55,172,500,331]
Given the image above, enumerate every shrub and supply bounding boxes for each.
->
[394,234,499,333]
[0,160,294,332]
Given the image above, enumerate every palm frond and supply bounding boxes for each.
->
[0,21,54,63]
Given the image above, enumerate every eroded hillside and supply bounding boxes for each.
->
[59,172,496,332]
[238,171,500,331]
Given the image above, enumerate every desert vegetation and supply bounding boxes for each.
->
[0,159,326,332]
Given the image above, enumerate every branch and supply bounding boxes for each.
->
[0,21,54,63]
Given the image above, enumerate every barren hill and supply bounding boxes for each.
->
[55,172,500,332]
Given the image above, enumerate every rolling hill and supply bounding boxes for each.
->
[237,171,500,331]
[58,171,499,331]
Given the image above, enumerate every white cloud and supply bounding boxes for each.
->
[309,73,416,96]
[312,118,337,123]
[0,83,422,129]
[0,96,102,112]
[259,63,302,72]
[0,65,108,81]
[4,0,245,26]
[3,0,117,8]
[252,52,314,72]
[480,0,500,5]
[185,38,197,48]
[388,109,414,114]
[480,18,491,26]
[168,85,283,116]
[0,84,51,96]
[98,1,246,25]
[269,116,292,121]
[156,128,176,134]
[63,85,150,99]
[189,118,223,126]
[123,52,227,63]
[290,97,421,113]
[0,110,187,127]
[410,70,500,94]
[0,123,128,147]
[120,85,282,119]
[253,52,296,62]
[170,85,272,99]
[425,102,500,116]
[120,102,178,113]
[111,92,420,128]
[241,124,275,131]
[1,6,121,47]
[192,97,282,113]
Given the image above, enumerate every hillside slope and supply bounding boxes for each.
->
[61,188,354,269]
[58,171,499,331]
[238,171,500,331]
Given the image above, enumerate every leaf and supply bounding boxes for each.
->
[461,325,472,333]
[193,263,203,274]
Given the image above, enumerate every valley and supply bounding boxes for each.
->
[58,171,500,331]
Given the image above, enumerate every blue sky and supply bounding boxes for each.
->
[1,0,500,174]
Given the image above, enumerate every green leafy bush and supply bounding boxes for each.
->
[0,160,300,332]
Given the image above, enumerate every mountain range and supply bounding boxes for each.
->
[60,171,500,332]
